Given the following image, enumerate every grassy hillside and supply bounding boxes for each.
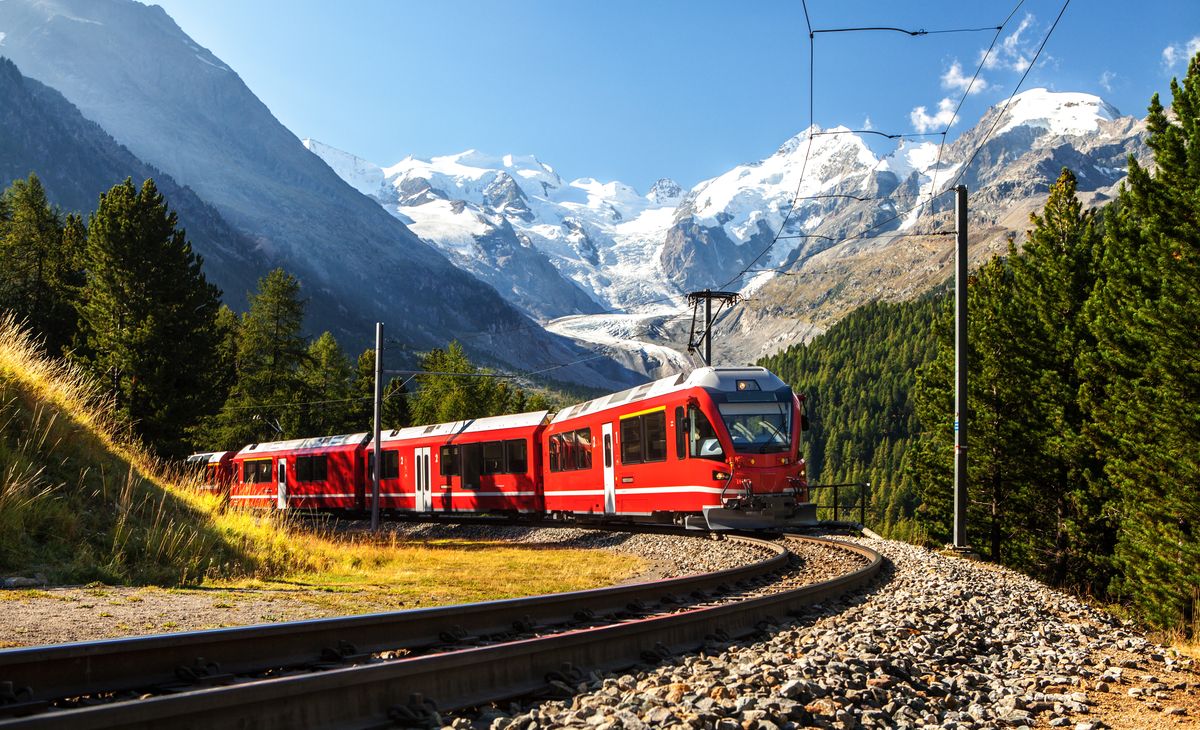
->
[0,314,641,592]
[0,313,311,583]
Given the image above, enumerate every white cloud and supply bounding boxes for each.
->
[862,116,873,131]
[1162,36,1200,70]
[941,60,988,95]
[982,14,1036,73]
[0,32,6,46]
[1099,70,1116,93]
[911,98,956,134]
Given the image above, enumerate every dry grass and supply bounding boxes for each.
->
[0,313,644,599]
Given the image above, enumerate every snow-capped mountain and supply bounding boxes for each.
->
[303,142,687,318]
[308,87,1147,371]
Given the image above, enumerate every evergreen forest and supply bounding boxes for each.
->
[763,59,1200,636]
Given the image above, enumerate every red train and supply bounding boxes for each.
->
[197,366,817,530]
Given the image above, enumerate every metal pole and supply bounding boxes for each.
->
[953,185,969,549]
[861,482,868,526]
[704,290,712,366]
[371,322,383,531]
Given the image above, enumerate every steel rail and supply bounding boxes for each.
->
[0,535,784,707]
[0,537,882,730]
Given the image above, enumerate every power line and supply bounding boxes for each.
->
[947,0,1072,191]
[811,25,1001,37]
[810,129,945,140]
[717,0,816,290]
[927,0,1026,202]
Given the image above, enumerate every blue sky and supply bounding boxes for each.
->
[151,0,1200,191]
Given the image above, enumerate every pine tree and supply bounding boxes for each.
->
[208,268,309,448]
[290,331,356,436]
[0,174,83,353]
[1086,54,1200,635]
[76,178,223,456]
[410,341,531,425]
[1010,168,1110,591]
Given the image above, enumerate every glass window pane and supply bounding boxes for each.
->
[482,441,505,475]
[576,428,592,469]
[645,411,667,462]
[620,417,643,464]
[689,405,726,460]
[506,439,527,474]
[439,446,458,476]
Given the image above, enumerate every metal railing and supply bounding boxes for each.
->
[808,481,870,525]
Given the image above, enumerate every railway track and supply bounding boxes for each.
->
[0,533,882,730]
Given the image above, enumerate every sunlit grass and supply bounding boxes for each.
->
[207,536,643,612]
[0,313,645,601]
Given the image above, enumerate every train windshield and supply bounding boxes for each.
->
[717,402,791,454]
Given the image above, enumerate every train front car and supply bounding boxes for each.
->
[685,367,817,530]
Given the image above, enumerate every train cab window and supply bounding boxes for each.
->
[505,439,528,474]
[575,429,592,469]
[482,441,506,475]
[689,405,726,460]
[243,460,272,483]
[295,455,329,482]
[440,445,460,476]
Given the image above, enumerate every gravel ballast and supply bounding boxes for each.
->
[457,536,1198,730]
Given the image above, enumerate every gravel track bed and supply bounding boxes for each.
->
[368,522,772,578]
[452,536,1198,730]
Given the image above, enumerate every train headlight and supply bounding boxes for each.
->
[712,470,730,481]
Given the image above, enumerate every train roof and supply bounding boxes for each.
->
[549,366,784,424]
[378,410,550,443]
[186,451,228,464]
[235,432,370,458]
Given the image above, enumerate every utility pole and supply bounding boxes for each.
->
[686,289,740,366]
[371,322,383,531]
[953,185,969,549]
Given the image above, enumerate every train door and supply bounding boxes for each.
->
[602,422,616,514]
[414,446,432,511]
[276,459,288,510]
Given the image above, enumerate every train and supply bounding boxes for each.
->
[188,366,818,530]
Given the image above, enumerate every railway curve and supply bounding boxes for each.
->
[0,534,882,730]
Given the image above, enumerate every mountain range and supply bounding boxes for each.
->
[0,0,640,389]
[0,0,1152,383]
[304,89,1149,370]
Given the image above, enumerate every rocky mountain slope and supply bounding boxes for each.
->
[0,57,263,311]
[0,0,639,388]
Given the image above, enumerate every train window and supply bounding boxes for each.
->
[295,455,329,482]
[439,445,459,476]
[506,439,527,474]
[482,440,506,475]
[620,417,644,464]
[575,428,592,469]
[383,450,399,479]
[243,460,272,483]
[549,434,561,472]
[689,405,726,460]
[644,411,667,462]
[674,406,686,460]
[603,433,612,468]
